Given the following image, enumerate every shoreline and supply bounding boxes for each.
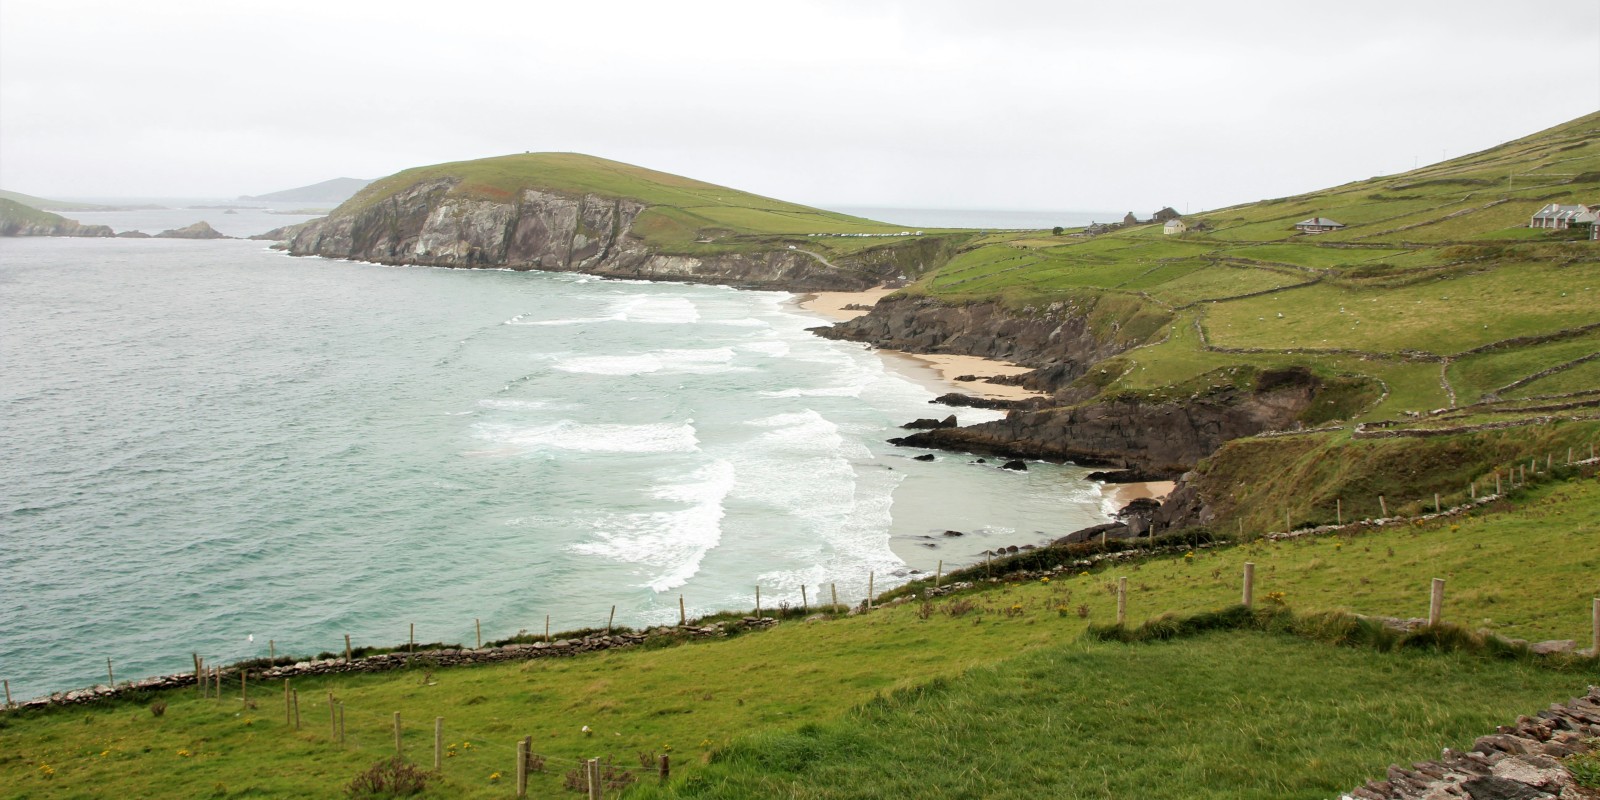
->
[792,288,1047,402]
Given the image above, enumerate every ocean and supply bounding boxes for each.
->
[0,207,1111,699]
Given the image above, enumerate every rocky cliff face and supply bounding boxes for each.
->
[815,294,1160,392]
[895,369,1321,478]
[283,179,918,291]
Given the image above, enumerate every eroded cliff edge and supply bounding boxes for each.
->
[283,178,949,291]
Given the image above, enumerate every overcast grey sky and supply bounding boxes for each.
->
[2,1,1597,212]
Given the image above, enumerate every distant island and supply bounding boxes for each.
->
[0,189,163,212]
[239,177,372,205]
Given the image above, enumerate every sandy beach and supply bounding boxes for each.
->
[1101,480,1176,514]
[793,288,1047,401]
[794,288,898,322]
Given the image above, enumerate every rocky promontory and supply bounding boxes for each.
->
[277,154,961,291]
[0,198,113,237]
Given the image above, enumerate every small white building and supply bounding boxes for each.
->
[1162,219,1187,235]
[1529,203,1598,230]
[1294,216,1345,234]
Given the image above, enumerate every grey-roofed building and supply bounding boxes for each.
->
[1529,203,1598,230]
[1293,216,1345,233]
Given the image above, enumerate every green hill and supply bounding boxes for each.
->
[0,190,148,213]
[337,152,911,251]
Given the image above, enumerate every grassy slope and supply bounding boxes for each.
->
[4,475,1596,798]
[906,112,1600,426]
[0,198,71,228]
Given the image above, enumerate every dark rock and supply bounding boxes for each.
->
[942,530,964,537]
[902,415,957,430]
[1459,776,1552,799]
[913,454,936,461]
[931,392,1038,410]
[974,458,987,464]
[115,230,152,238]
[1054,522,1130,545]
[1000,460,1028,471]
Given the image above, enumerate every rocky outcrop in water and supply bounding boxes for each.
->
[155,221,229,239]
[281,179,946,291]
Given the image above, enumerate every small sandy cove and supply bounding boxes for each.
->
[794,288,1047,401]
[1102,481,1176,513]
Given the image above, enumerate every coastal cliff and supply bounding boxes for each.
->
[283,168,954,291]
[815,292,1170,392]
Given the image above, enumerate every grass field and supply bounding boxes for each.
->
[4,474,1596,798]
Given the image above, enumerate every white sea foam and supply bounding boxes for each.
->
[505,313,623,327]
[554,347,737,376]
[476,398,548,411]
[473,420,698,454]
[759,385,863,398]
[738,340,790,358]
[570,460,736,592]
[713,317,769,328]
[606,296,699,324]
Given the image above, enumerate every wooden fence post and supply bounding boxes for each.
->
[515,736,528,797]
[659,753,670,783]
[106,658,114,688]
[476,618,481,649]
[867,572,874,609]
[293,689,300,729]
[1568,446,1574,465]
[588,758,602,800]
[545,615,551,642]
[755,585,761,619]
[433,716,443,772]
[344,634,352,661]
[935,559,943,589]
[1336,498,1342,526]
[285,679,292,726]
[1428,578,1445,626]
[1116,577,1128,625]
[329,692,337,741]
[1495,473,1502,495]
[801,585,808,613]
[409,623,414,654]
[193,654,202,695]
[1242,563,1255,608]
[678,597,686,627]
[1378,495,1387,517]
[241,669,247,705]
[393,712,402,756]
[3,679,10,709]
[1471,482,1476,500]
[607,605,615,633]
[1591,597,1598,657]
[831,582,838,609]
[1434,493,1441,514]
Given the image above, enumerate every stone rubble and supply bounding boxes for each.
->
[1340,685,1600,800]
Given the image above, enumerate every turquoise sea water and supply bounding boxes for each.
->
[0,232,1109,699]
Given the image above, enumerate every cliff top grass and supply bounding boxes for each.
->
[4,471,1596,798]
